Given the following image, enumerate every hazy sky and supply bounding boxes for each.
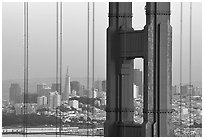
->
[2,2,202,85]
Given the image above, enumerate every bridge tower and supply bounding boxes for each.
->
[104,2,173,137]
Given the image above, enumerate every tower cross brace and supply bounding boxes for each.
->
[105,2,173,137]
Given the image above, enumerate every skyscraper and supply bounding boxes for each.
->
[37,83,47,97]
[9,83,21,104]
[63,66,71,101]
[42,86,51,98]
[78,84,84,97]
[51,83,61,92]
[37,96,48,107]
[48,91,61,108]
[53,92,61,108]
[70,81,80,93]
[48,92,55,108]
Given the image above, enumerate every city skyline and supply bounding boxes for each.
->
[1,1,202,137]
[3,73,202,136]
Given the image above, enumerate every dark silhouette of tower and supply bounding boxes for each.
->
[105,2,172,137]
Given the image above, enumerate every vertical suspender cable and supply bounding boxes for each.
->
[179,2,183,136]
[87,2,90,136]
[92,2,95,136]
[59,2,63,136]
[23,2,25,136]
[26,2,28,136]
[23,2,28,137]
[189,2,192,137]
[56,2,59,136]
[56,3,59,85]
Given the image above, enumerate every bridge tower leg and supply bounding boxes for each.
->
[104,2,173,137]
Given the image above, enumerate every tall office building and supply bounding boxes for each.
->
[37,96,47,107]
[48,91,61,108]
[133,69,143,96]
[63,66,71,101]
[9,83,21,104]
[53,93,61,108]
[51,83,61,92]
[78,85,84,97]
[48,92,55,108]
[37,83,47,97]
[70,81,80,94]
[42,86,51,98]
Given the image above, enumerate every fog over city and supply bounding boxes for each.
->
[2,2,202,86]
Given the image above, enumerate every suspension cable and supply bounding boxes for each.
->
[189,2,192,137]
[59,2,63,136]
[56,3,59,86]
[87,2,90,136]
[23,2,28,137]
[179,2,183,137]
[92,2,95,136]
[55,2,59,136]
